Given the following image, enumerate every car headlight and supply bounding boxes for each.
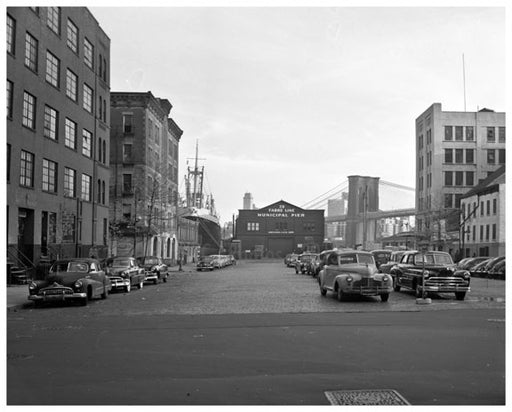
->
[462,271,470,279]
[422,271,430,278]
[346,276,353,283]
[29,281,37,290]
[121,271,128,277]
[74,280,83,290]
[382,275,390,283]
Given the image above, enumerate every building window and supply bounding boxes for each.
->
[487,149,495,164]
[20,150,35,187]
[123,144,133,162]
[455,194,462,209]
[47,7,61,35]
[247,222,260,231]
[7,80,14,119]
[122,203,131,220]
[455,149,463,164]
[123,174,132,194]
[492,224,497,240]
[64,167,76,197]
[7,144,11,182]
[498,127,505,143]
[455,126,463,141]
[444,171,453,186]
[84,38,94,69]
[43,105,58,141]
[480,201,484,216]
[22,91,36,129]
[304,222,316,232]
[66,19,78,53]
[480,225,484,241]
[472,225,476,242]
[465,149,474,164]
[444,149,453,164]
[81,174,91,201]
[102,180,106,204]
[24,32,39,72]
[102,140,106,164]
[65,69,78,101]
[444,126,453,141]
[493,198,497,215]
[466,171,474,186]
[485,224,490,241]
[487,127,495,143]
[455,171,463,186]
[45,51,60,88]
[7,14,16,55]
[83,83,93,113]
[444,194,453,209]
[466,126,474,141]
[498,149,505,164]
[123,114,133,133]
[486,200,490,216]
[64,118,77,149]
[42,158,57,193]
[82,129,92,157]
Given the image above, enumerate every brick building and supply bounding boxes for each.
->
[7,7,111,268]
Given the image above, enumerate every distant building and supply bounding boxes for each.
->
[109,91,182,260]
[243,192,253,209]
[460,165,505,257]
[415,103,505,252]
[7,7,111,268]
[235,200,324,257]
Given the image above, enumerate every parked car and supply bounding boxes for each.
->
[105,256,145,292]
[197,255,215,271]
[28,258,110,306]
[390,251,470,300]
[285,253,299,267]
[316,249,336,276]
[295,253,316,274]
[309,254,321,277]
[137,256,169,284]
[456,256,489,271]
[378,250,407,274]
[370,249,392,270]
[318,250,393,302]
[470,258,495,278]
[488,259,505,279]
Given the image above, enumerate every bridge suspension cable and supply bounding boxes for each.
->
[301,180,348,209]
[380,180,415,192]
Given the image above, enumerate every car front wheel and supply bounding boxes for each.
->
[319,283,327,296]
[381,293,389,302]
[337,287,345,302]
[455,292,466,300]
[125,282,131,293]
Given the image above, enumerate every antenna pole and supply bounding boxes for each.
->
[462,54,467,112]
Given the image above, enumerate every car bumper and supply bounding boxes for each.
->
[341,285,393,296]
[28,291,87,302]
[145,272,158,281]
[423,285,471,293]
[110,279,130,289]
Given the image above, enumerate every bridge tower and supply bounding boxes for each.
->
[346,175,380,249]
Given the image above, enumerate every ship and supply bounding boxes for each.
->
[180,142,221,257]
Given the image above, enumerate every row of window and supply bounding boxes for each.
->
[10,146,107,204]
[7,9,107,80]
[465,224,498,243]
[245,222,317,232]
[418,125,506,149]
[462,199,498,220]
[7,81,108,165]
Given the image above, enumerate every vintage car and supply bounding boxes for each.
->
[318,250,393,302]
[285,253,299,267]
[307,254,321,276]
[295,253,316,274]
[390,251,471,300]
[28,258,110,306]
[105,256,145,292]
[137,256,169,284]
[378,250,407,274]
[456,256,489,271]
[197,255,215,271]
[370,249,392,270]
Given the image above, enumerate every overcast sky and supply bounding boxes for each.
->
[90,3,506,224]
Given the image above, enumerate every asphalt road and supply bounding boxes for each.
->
[6,260,506,405]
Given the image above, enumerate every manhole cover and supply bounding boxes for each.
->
[325,389,410,405]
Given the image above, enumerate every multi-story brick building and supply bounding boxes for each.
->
[460,165,505,257]
[109,91,182,261]
[415,103,505,253]
[7,7,111,269]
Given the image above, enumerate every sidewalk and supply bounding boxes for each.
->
[6,273,505,312]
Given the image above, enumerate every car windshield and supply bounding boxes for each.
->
[414,253,454,265]
[112,258,131,267]
[142,257,158,265]
[67,262,89,272]
[338,253,374,265]
[201,257,213,262]
[50,262,70,272]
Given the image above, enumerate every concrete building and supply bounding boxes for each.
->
[109,91,182,260]
[460,165,505,257]
[7,7,111,270]
[415,103,505,251]
[236,200,324,257]
[243,192,253,209]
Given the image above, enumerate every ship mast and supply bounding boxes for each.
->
[187,140,205,209]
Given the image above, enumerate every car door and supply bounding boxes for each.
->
[401,254,418,289]
[88,261,103,296]
[322,253,339,290]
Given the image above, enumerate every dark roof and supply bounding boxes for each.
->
[461,165,505,199]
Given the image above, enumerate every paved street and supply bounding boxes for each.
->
[7,260,505,405]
